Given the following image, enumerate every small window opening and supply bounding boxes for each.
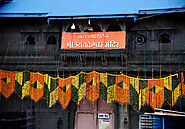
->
[25,35,35,45]
[135,34,146,45]
[107,23,122,31]
[47,36,57,44]
[159,33,171,43]
[66,24,81,32]
[84,24,102,32]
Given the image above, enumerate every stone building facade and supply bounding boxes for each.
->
[0,6,185,129]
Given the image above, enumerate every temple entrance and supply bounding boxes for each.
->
[75,98,114,129]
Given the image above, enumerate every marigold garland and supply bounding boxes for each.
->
[0,70,184,110]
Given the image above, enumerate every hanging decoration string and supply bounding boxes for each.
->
[2,40,10,70]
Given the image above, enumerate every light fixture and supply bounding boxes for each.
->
[86,26,94,31]
[71,23,76,30]
[86,19,94,31]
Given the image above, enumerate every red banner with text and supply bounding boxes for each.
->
[61,31,125,49]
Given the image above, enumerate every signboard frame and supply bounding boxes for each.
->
[61,31,126,50]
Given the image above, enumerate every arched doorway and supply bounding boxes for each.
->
[75,98,114,129]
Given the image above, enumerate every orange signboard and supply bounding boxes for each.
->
[61,31,125,49]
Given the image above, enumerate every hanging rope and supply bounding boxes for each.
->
[125,32,129,112]
[40,34,48,112]
[115,52,117,109]
[178,43,181,111]
[19,38,25,113]
[10,40,18,111]
[169,35,172,109]
[2,40,10,70]
[144,38,147,107]
[24,36,29,71]
[10,41,15,70]
[47,33,53,106]
[1,40,10,110]
[151,50,154,108]
[159,37,162,109]
[34,33,39,71]
[16,35,24,71]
